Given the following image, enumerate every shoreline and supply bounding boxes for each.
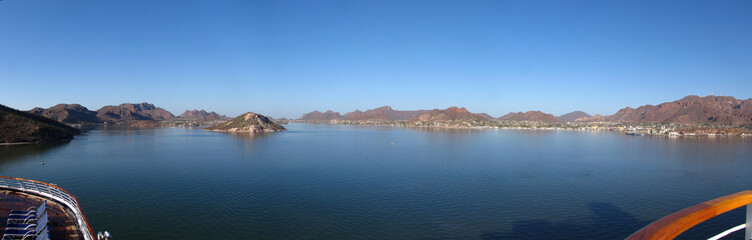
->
[290,121,751,137]
[0,138,73,146]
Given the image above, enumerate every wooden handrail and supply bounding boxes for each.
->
[627,190,752,240]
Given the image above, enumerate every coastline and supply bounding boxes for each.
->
[203,129,283,133]
[289,121,752,137]
[0,138,74,146]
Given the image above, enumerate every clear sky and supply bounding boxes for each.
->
[1,0,751,119]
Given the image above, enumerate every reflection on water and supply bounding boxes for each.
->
[481,202,649,239]
[215,130,273,139]
[0,142,68,168]
[0,124,751,239]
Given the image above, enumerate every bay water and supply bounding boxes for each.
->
[1,123,751,239]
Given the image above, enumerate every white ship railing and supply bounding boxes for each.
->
[0,176,95,240]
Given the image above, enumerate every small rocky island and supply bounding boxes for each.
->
[205,112,286,133]
[0,104,81,144]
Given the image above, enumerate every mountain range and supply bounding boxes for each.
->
[96,103,175,122]
[300,106,582,123]
[296,95,752,126]
[343,106,430,121]
[556,111,592,122]
[18,95,752,128]
[411,107,488,122]
[178,110,229,122]
[299,110,343,121]
[299,106,484,122]
[499,111,560,123]
[575,95,752,126]
[26,102,229,125]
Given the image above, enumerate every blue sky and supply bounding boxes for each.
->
[1,0,751,119]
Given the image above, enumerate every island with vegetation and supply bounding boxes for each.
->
[205,112,286,133]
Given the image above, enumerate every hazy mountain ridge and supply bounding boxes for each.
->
[575,114,608,123]
[557,111,591,122]
[299,110,343,121]
[178,110,229,121]
[96,103,175,122]
[476,113,496,121]
[411,107,488,122]
[1,104,81,143]
[499,111,559,123]
[343,106,429,121]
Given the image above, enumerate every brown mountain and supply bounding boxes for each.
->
[299,110,343,121]
[178,110,228,122]
[498,111,559,122]
[574,114,608,123]
[205,112,286,133]
[1,104,80,143]
[605,95,752,126]
[96,103,175,122]
[27,104,101,125]
[557,111,591,122]
[476,113,496,121]
[411,107,488,122]
[28,107,45,115]
[343,106,429,121]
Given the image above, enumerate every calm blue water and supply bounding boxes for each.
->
[1,123,751,239]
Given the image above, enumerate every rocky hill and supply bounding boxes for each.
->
[1,104,81,144]
[27,104,101,124]
[178,110,228,122]
[96,103,175,122]
[411,107,488,122]
[499,111,559,122]
[299,110,343,121]
[476,113,496,121]
[343,106,429,121]
[574,114,608,123]
[605,95,752,126]
[205,112,286,133]
[557,111,591,122]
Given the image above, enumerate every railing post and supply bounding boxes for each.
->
[746,203,752,240]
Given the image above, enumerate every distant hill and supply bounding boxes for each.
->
[1,104,80,143]
[299,110,343,121]
[557,111,591,122]
[343,106,429,121]
[574,114,607,123]
[605,95,752,126]
[411,107,488,122]
[271,117,289,124]
[178,110,228,122]
[27,104,101,124]
[205,112,286,133]
[96,103,175,122]
[476,113,496,121]
[499,111,559,122]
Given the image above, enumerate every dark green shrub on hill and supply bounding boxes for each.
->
[0,104,80,143]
